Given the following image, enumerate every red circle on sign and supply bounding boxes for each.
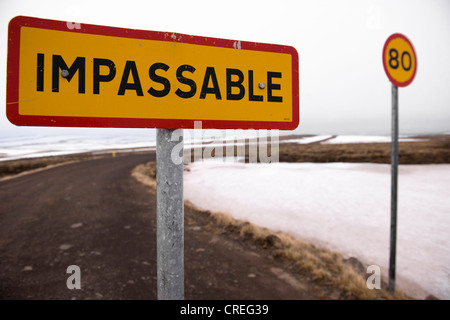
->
[382,33,417,87]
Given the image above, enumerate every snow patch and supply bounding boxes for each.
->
[184,161,450,300]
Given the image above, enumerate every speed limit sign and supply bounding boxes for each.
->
[382,33,417,87]
[382,32,418,294]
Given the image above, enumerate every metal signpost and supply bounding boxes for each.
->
[382,33,417,293]
[7,16,299,299]
[156,128,184,299]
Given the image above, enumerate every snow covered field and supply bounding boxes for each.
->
[0,134,156,161]
[184,160,450,300]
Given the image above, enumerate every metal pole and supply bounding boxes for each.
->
[388,84,398,293]
[156,128,184,300]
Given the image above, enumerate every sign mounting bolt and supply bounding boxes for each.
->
[258,82,265,89]
[61,70,70,78]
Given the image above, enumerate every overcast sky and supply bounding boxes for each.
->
[1,0,449,137]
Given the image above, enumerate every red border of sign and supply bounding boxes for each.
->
[7,15,299,130]
[382,33,417,88]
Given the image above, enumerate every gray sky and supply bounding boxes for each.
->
[1,0,449,137]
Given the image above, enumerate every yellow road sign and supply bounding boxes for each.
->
[7,16,299,130]
[382,33,417,87]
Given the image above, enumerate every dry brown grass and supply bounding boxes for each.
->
[190,206,409,300]
[0,151,116,179]
[278,134,450,164]
[182,134,450,164]
[131,162,157,193]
